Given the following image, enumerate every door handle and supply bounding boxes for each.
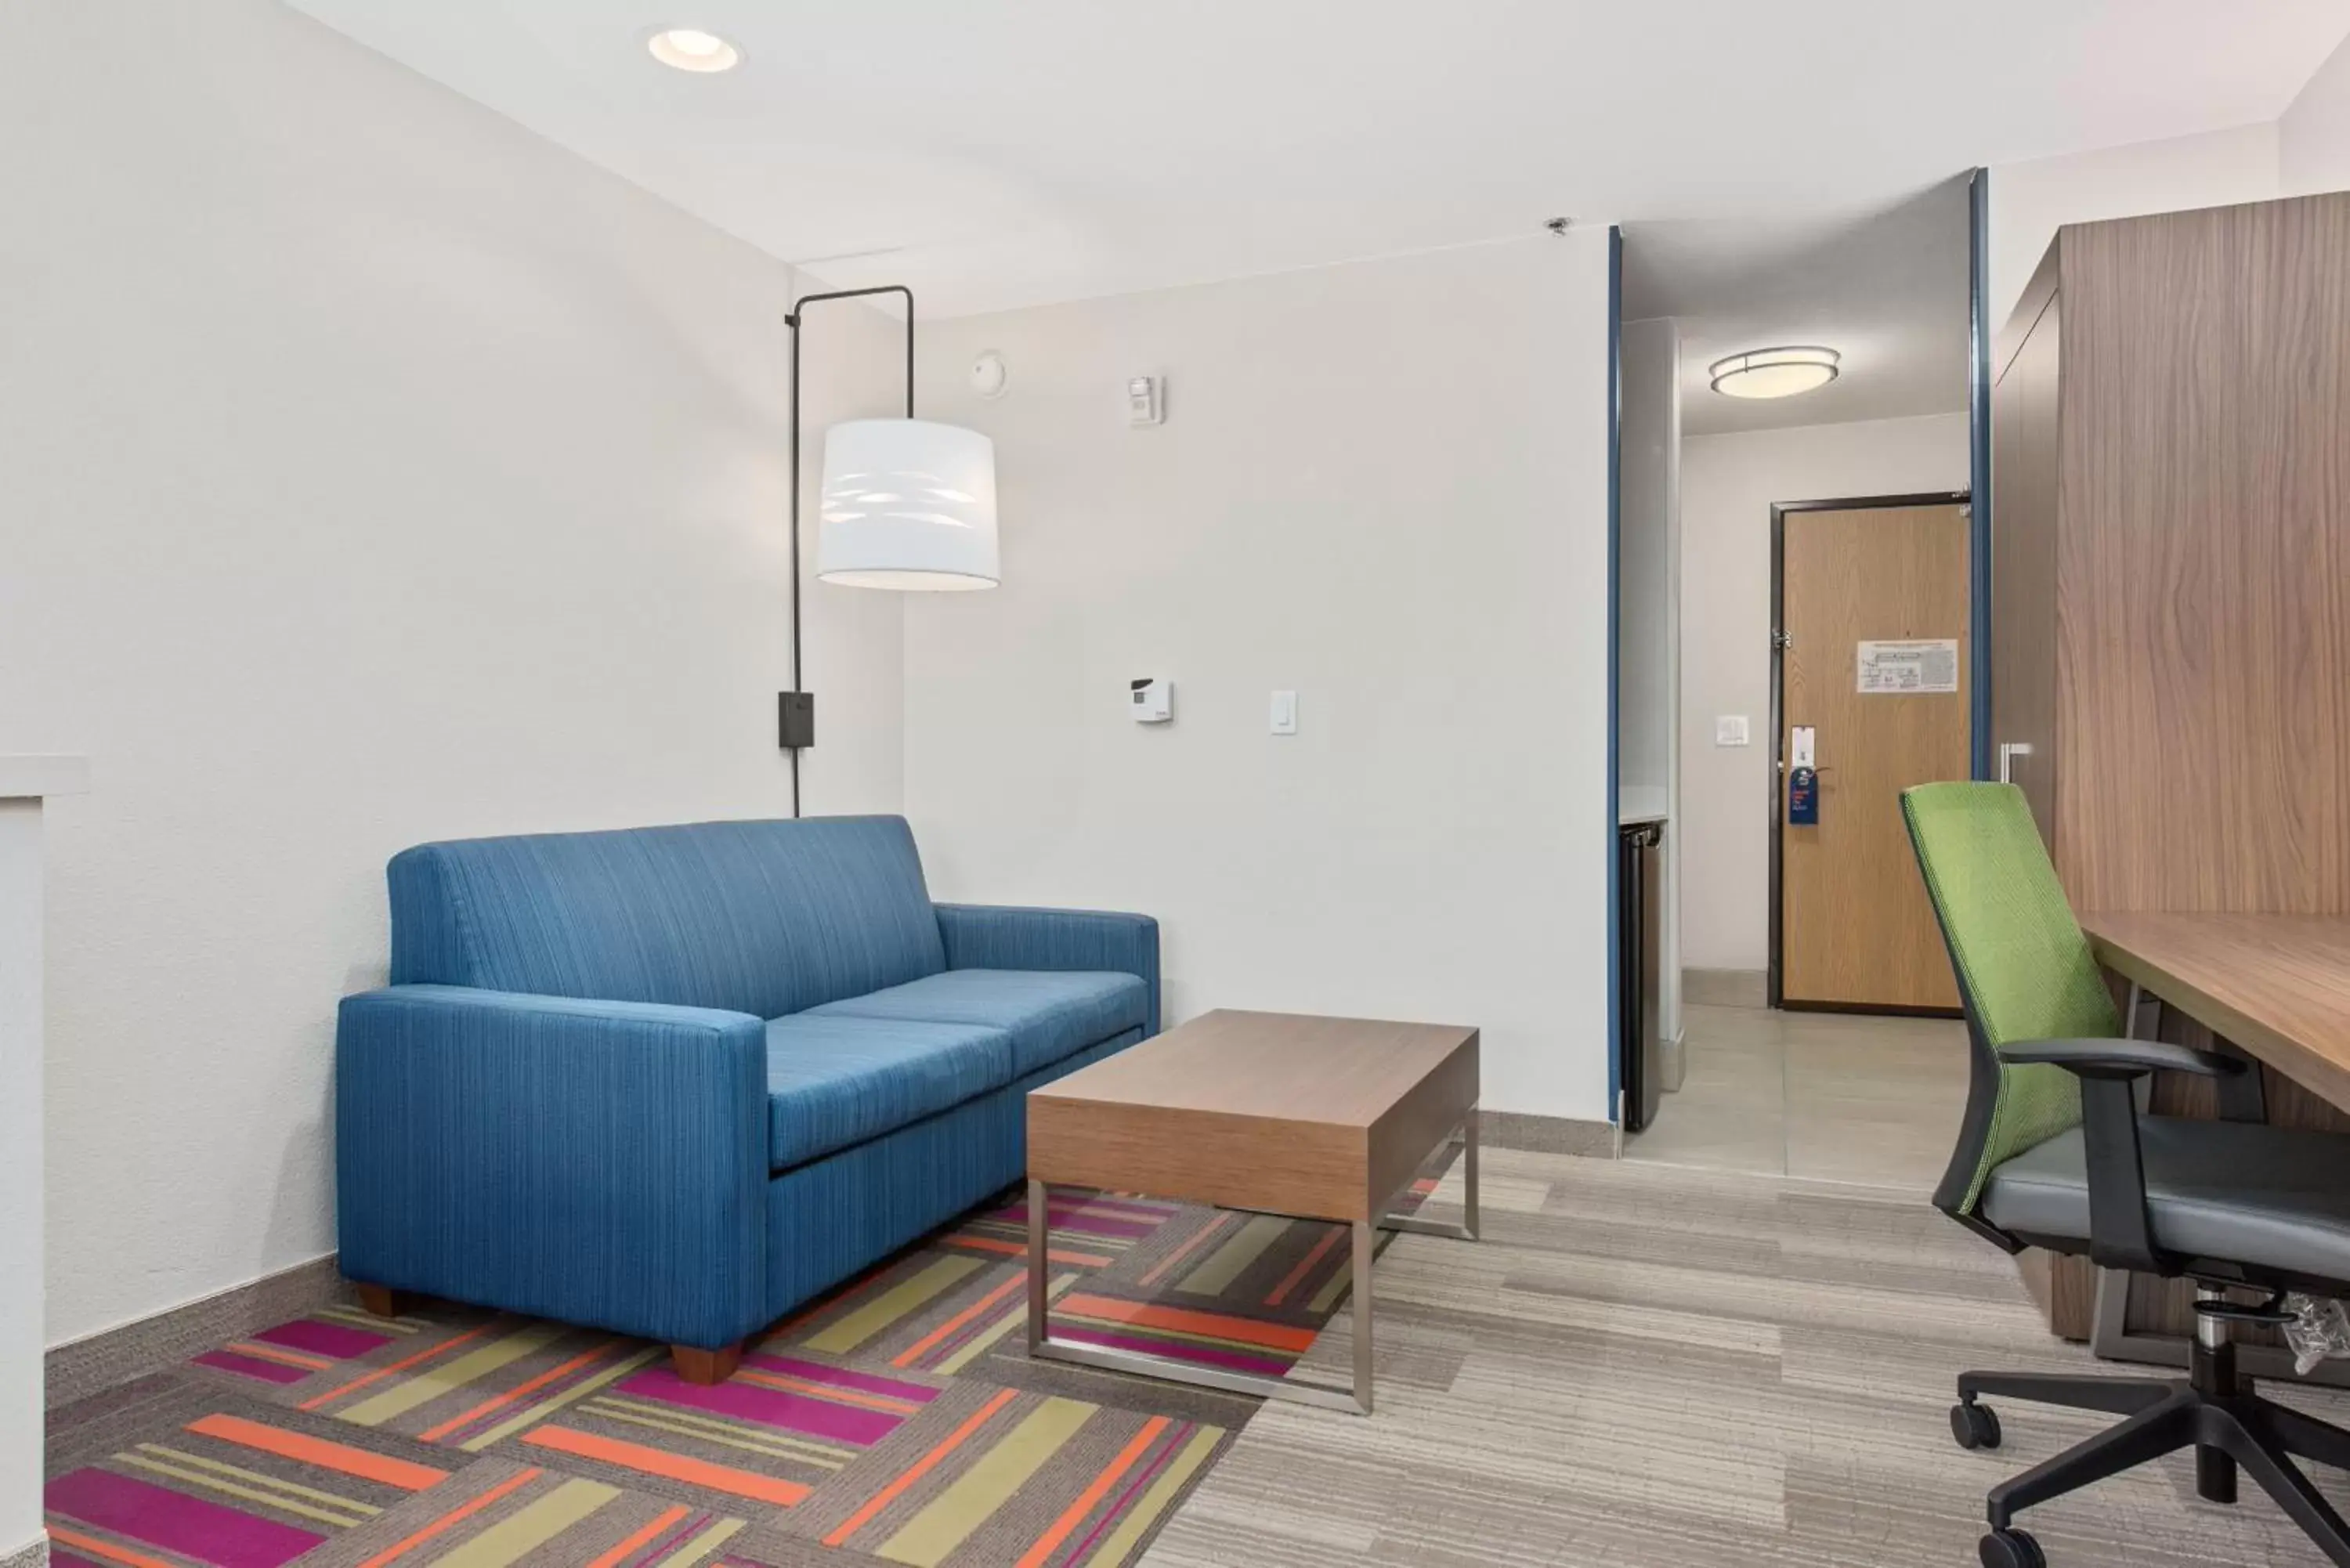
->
[1998,742,2034,784]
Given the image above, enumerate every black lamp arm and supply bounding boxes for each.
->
[781,284,917,817]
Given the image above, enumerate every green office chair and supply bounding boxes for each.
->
[1904,782,2350,1568]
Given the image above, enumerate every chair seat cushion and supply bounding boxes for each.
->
[1980,1116,2350,1285]
[765,1014,1014,1170]
[808,969,1148,1077]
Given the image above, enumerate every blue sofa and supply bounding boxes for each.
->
[334,815,1156,1375]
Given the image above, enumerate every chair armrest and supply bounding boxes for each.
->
[335,985,769,1348]
[934,904,1161,1036]
[1996,1037,2243,1079]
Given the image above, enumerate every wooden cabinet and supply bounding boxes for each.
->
[1990,270,2060,842]
[1990,192,2350,1343]
[1989,192,2350,916]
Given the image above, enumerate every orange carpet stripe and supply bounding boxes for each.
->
[730,1368,921,1415]
[186,1412,450,1491]
[891,1274,1026,1368]
[522,1425,810,1507]
[354,1465,542,1568]
[45,1526,179,1568]
[1138,1213,1235,1288]
[1014,1415,1170,1568]
[1264,1227,1344,1308]
[822,1386,1018,1547]
[942,1234,1112,1267]
[416,1338,622,1443]
[225,1341,336,1371]
[1058,1294,1318,1353]
[302,1321,500,1412]
[584,1502,690,1568]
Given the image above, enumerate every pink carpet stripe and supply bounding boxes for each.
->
[1002,1205,1158,1240]
[1068,1195,1177,1219]
[616,1368,899,1447]
[193,1350,309,1386]
[252,1320,390,1360]
[742,1355,938,1405]
[1047,1328,1291,1378]
[46,1469,326,1568]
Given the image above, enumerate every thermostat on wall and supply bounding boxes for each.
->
[1130,677,1172,722]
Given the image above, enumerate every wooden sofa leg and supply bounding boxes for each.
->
[355,1284,405,1319]
[670,1342,743,1386]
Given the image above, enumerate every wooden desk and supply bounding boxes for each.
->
[2052,913,2350,1371]
[2081,912,2350,1115]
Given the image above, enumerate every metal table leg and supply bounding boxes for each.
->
[1024,1111,1479,1416]
[1380,1112,1480,1241]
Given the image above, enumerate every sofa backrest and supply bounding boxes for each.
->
[387,815,947,1019]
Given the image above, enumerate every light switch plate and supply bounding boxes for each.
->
[1270,690,1298,735]
[1715,715,1750,747]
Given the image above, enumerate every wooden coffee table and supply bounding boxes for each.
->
[1025,1009,1479,1414]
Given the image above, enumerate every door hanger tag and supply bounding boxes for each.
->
[1788,724,1819,826]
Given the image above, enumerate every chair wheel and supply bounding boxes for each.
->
[1951,1400,2002,1451]
[1979,1528,2044,1568]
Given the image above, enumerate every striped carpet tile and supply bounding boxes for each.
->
[45,1155,1465,1566]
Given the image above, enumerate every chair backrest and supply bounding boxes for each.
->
[387,815,947,1019]
[1901,782,2120,1217]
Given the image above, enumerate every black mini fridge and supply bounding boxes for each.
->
[1617,821,1664,1132]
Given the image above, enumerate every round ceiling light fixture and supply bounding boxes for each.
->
[647,27,742,72]
[1708,345,1840,399]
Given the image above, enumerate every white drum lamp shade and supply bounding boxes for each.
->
[817,418,1000,590]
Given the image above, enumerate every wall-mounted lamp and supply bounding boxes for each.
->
[783,287,1000,815]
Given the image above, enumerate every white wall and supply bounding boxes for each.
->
[0,0,905,1345]
[902,234,1618,1123]
[0,791,63,1560]
[1987,123,2280,327]
[2283,30,2350,196]
[1678,413,1970,974]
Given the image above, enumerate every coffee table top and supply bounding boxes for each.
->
[1031,1009,1477,1126]
[1028,1009,1479,1222]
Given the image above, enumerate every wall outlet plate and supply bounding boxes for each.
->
[1715,715,1749,747]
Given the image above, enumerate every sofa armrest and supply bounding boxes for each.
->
[335,985,768,1349]
[934,905,1161,1036]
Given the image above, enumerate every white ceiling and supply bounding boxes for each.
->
[291,1,2348,345]
[1629,179,1972,436]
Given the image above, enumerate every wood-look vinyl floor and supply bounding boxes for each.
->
[1142,1149,2350,1566]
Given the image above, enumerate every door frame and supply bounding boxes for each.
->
[1765,490,1972,1013]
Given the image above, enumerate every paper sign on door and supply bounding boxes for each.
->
[1856,638,1960,694]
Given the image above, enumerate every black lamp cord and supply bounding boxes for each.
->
[783,284,916,818]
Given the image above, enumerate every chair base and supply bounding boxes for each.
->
[1955,1350,2350,1566]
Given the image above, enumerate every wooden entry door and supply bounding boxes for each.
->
[1777,500,1971,1010]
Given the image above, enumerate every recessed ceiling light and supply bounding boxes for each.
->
[1708,345,1840,399]
[648,27,741,72]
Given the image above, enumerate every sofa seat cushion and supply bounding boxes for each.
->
[809,970,1148,1077]
[765,1014,1014,1170]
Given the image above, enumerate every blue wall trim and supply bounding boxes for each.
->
[1968,168,1994,779]
[1605,225,1624,1122]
